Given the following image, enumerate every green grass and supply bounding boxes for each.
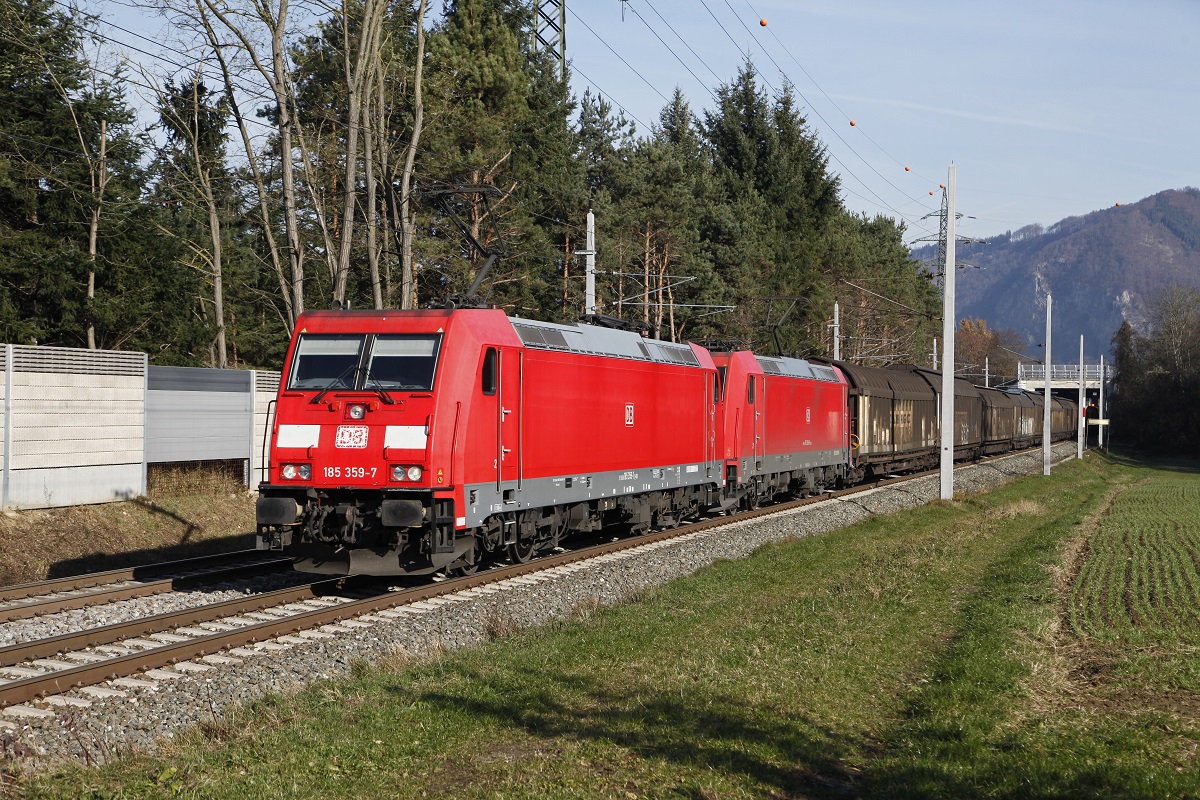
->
[12,453,1200,799]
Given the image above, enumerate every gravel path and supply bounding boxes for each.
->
[1,443,1078,767]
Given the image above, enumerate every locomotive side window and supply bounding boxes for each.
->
[481,348,497,395]
[366,335,441,391]
[287,335,365,390]
[748,376,756,404]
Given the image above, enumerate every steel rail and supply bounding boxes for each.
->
[0,578,349,670]
[0,555,294,624]
[0,550,278,602]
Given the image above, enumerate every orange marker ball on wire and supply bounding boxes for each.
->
[760,18,768,26]
[905,166,911,172]
[1115,202,1122,207]
[850,120,856,126]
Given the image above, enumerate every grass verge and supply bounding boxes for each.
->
[11,453,1200,799]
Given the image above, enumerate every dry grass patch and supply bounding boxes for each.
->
[993,498,1047,519]
[1014,476,1141,723]
[0,461,256,585]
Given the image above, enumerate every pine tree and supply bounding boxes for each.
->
[0,0,144,348]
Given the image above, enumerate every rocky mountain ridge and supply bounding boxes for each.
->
[911,187,1200,360]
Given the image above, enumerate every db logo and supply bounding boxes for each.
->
[335,425,369,449]
[625,403,635,427]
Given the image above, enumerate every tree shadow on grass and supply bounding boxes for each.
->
[853,720,1200,800]
[389,663,871,799]
[1098,448,1200,475]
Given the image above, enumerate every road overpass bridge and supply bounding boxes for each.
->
[1012,363,1110,392]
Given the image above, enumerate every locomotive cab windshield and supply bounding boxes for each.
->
[289,333,442,395]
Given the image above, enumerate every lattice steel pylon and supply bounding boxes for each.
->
[534,0,566,82]
[913,185,978,293]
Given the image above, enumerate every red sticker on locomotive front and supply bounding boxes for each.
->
[335,425,369,449]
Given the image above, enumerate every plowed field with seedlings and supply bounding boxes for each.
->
[1070,470,1200,640]
[1065,459,1200,700]
[12,453,1200,799]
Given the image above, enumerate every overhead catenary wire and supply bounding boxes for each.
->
[714,0,935,228]
[578,1,937,241]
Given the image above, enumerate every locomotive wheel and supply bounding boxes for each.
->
[508,513,538,563]
[449,545,482,577]
[507,535,535,564]
[449,558,480,577]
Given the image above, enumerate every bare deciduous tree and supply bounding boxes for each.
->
[197,0,306,317]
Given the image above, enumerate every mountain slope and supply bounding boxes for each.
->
[912,187,1200,360]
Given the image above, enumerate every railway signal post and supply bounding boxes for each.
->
[1078,335,1085,460]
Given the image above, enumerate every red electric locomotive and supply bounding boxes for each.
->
[712,351,850,507]
[256,309,725,575]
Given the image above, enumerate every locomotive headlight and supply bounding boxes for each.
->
[280,463,311,481]
[390,465,424,482]
[347,403,366,420]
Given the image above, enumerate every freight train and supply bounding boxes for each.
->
[255,309,1077,576]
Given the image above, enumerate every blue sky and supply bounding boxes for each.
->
[563,0,1199,245]
[95,0,1199,246]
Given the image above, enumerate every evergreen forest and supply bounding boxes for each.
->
[1109,286,1200,452]
[0,0,940,369]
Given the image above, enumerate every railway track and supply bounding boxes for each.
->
[0,550,293,624]
[0,447,1058,719]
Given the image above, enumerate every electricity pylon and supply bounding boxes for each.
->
[534,1,566,82]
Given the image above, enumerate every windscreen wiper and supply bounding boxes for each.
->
[310,363,361,404]
[364,374,397,405]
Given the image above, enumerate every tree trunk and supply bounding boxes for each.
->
[642,223,651,329]
[196,0,294,330]
[332,0,385,305]
[86,119,107,350]
[364,57,381,309]
[267,0,305,315]
[399,0,428,310]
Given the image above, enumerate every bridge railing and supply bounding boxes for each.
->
[1018,364,1107,382]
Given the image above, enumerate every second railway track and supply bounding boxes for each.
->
[0,477,880,711]
[0,550,294,624]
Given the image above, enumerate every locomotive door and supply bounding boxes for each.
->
[706,371,717,478]
[752,375,764,471]
[496,347,523,496]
